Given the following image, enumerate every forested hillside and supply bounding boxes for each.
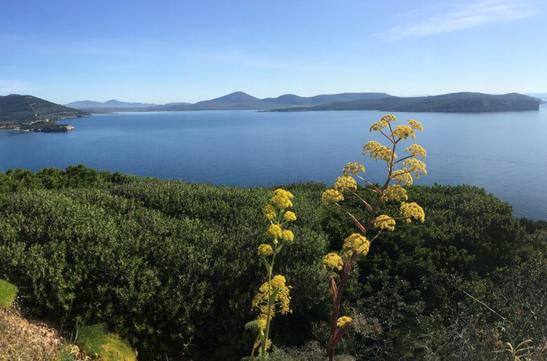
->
[0,94,87,124]
[0,166,545,360]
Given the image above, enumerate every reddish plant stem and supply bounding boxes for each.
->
[327,255,355,361]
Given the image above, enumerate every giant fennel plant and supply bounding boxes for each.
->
[246,188,297,360]
[321,114,427,361]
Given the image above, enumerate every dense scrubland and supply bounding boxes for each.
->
[0,165,545,360]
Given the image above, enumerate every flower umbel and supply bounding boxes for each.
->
[334,175,357,192]
[267,224,283,239]
[323,253,344,271]
[322,189,344,204]
[343,233,371,257]
[406,144,427,158]
[252,275,292,320]
[343,162,365,176]
[257,244,274,256]
[392,125,415,140]
[373,214,396,231]
[381,185,408,202]
[262,204,276,221]
[403,158,427,178]
[271,188,294,209]
[400,202,425,223]
[363,140,396,162]
[283,211,297,222]
[336,316,353,328]
[408,119,424,131]
[391,169,413,186]
[281,230,294,242]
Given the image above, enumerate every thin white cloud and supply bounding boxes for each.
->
[383,0,539,40]
[0,79,34,94]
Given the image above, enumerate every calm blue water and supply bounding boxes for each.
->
[1,108,546,219]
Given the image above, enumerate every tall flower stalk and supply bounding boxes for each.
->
[247,189,297,360]
[321,114,427,361]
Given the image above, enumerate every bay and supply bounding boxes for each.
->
[1,107,546,219]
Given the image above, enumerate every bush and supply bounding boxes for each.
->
[77,324,136,361]
[0,169,328,360]
[0,279,17,308]
[0,166,544,360]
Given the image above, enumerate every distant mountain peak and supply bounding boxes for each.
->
[215,91,259,101]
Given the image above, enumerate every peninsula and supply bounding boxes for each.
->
[0,94,88,132]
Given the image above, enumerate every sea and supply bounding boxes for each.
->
[1,107,546,219]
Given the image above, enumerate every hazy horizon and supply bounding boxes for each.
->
[1,0,546,104]
[57,90,546,106]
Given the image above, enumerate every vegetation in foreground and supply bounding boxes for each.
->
[0,159,545,361]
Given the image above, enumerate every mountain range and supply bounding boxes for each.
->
[0,91,541,132]
[66,91,542,113]
[67,92,392,112]
[66,99,158,112]
[270,92,542,113]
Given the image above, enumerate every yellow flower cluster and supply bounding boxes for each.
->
[282,230,294,242]
[373,214,396,231]
[363,140,396,162]
[369,120,387,131]
[403,158,427,177]
[406,144,427,158]
[336,316,353,328]
[267,224,283,239]
[263,204,276,221]
[263,188,296,242]
[343,233,371,257]
[392,125,415,140]
[283,211,297,222]
[381,114,397,122]
[343,162,365,176]
[322,188,344,204]
[258,244,274,256]
[381,185,408,201]
[391,169,413,185]
[400,202,425,223]
[323,252,343,271]
[271,188,294,209]
[252,275,292,319]
[334,175,357,192]
[408,119,424,131]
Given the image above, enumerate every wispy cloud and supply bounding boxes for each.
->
[383,0,539,40]
[0,79,35,94]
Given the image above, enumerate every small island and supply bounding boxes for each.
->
[0,94,88,133]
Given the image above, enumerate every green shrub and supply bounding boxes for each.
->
[77,324,136,361]
[0,166,543,361]
[0,279,18,308]
[0,169,328,360]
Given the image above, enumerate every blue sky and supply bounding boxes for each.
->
[0,0,545,104]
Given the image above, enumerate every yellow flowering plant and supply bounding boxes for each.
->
[246,188,297,360]
[321,114,426,361]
